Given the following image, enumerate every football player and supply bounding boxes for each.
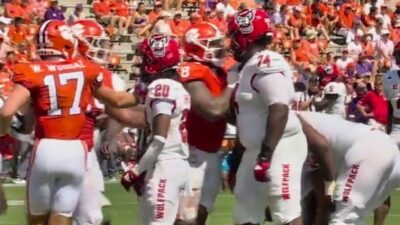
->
[70,19,130,225]
[120,34,191,225]
[315,81,348,119]
[297,111,400,225]
[381,42,400,225]
[0,20,138,225]
[228,9,308,225]
[176,22,233,225]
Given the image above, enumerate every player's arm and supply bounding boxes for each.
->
[184,81,232,121]
[105,105,147,129]
[0,84,30,136]
[314,94,338,111]
[93,85,139,108]
[297,114,335,183]
[134,100,173,174]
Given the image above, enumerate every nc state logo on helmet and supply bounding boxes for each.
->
[229,9,271,59]
[139,34,180,75]
[71,20,111,65]
[36,20,78,59]
[149,34,169,57]
[183,22,226,66]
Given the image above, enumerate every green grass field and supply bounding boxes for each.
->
[1,183,400,225]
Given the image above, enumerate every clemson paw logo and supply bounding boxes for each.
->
[184,28,200,44]
[149,34,169,57]
[235,9,255,34]
[58,25,75,42]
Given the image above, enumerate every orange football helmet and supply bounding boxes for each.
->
[71,20,111,64]
[36,20,77,59]
[182,22,226,66]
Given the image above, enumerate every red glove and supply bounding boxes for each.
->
[253,159,271,182]
[120,167,146,196]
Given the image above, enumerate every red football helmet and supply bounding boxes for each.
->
[36,20,77,59]
[228,9,272,60]
[182,22,226,66]
[71,20,111,64]
[139,34,180,75]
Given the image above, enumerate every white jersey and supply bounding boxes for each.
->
[297,111,372,165]
[235,50,302,149]
[322,82,347,118]
[383,70,400,118]
[145,78,191,160]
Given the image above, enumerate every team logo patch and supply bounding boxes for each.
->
[149,34,169,57]
[235,9,255,34]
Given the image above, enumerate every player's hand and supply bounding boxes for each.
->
[120,162,145,196]
[253,158,271,182]
[101,144,110,160]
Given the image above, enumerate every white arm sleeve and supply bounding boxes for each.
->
[111,73,126,91]
[254,73,293,106]
[136,135,166,174]
[151,100,175,117]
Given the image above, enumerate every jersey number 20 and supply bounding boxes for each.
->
[44,71,84,116]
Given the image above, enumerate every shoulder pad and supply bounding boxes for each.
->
[177,62,209,83]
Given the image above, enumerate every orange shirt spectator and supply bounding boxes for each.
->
[93,0,111,16]
[287,0,301,6]
[30,0,49,19]
[361,34,375,57]
[189,12,203,26]
[8,18,28,45]
[110,0,129,17]
[5,0,25,18]
[169,13,190,38]
[306,1,328,16]
[210,9,227,33]
[288,9,304,28]
[148,2,163,24]
[302,39,320,58]
[339,4,355,29]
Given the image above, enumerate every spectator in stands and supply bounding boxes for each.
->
[169,12,190,38]
[189,12,202,25]
[361,33,375,58]
[67,4,85,24]
[130,2,149,36]
[0,17,10,40]
[356,54,375,78]
[8,17,28,46]
[336,49,354,74]
[20,0,35,21]
[4,0,24,19]
[291,38,316,72]
[0,35,13,60]
[30,0,48,19]
[210,4,228,33]
[368,16,385,42]
[348,81,369,123]
[338,3,356,36]
[379,4,391,30]
[216,0,235,19]
[44,0,65,21]
[93,0,116,26]
[148,1,163,24]
[357,78,388,131]
[306,8,330,40]
[392,18,400,44]
[375,29,393,70]
[110,0,130,34]
[151,10,172,35]
[362,6,378,29]
[346,18,365,44]
[303,30,324,58]
[347,35,363,60]
[4,51,16,73]
[288,6,304,40]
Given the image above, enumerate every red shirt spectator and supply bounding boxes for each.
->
[358,81,388,125]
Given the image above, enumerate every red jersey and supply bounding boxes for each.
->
[12,57,101,140]
[178,62,227,152]
[79,68,116,150]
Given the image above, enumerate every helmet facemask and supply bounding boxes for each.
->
[80,35,112,65]
[193,36,227,66]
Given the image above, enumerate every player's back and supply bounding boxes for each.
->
[383,70,400,117]
[12,57,101,140]
[236,50,301,149]
[145,78,191,160]
[178,62,227,152]
[297,111,372,160]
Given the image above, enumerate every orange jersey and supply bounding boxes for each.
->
[178,62,227,152]
[80,68,115,150]
[12,57,101,140]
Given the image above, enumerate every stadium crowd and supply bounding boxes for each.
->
[0,0,400,225]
